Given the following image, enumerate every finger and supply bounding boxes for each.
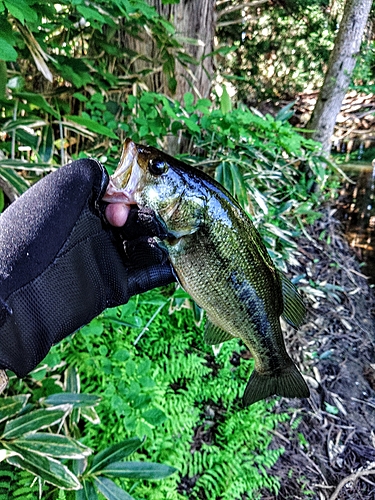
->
[127,264,176,297]
[105,203,131,227]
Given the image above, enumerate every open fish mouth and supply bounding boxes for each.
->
[103,139,139,204]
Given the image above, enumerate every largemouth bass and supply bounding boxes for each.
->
[104,139,310,406]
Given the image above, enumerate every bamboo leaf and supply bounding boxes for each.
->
[0,165,30,195]
[94,476,134,500]
[81,406,100,425]
[10,433,92,459]
[6,448,81,489]
[89,438,142,474]
[76,480,98,500]
[65,116,118,139]
[58,120,96,140]
[44,393,100,408]
[2,409,66,439]
[0,160,52,171]
[13,92,59,118]
[275,101,295,122]
[1,117,47,132]
[16,23,54,81]
[65,365,80,393]
[100,461,177,480]
[0,449,20,462]
[0,395,29,424]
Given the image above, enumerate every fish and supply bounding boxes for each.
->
[103,139,310,406]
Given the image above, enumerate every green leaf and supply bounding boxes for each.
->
[76,480,98,500]
[81,406,100,425]
[4,0,37,24]
[220,86,232,114]
[183,92,194,110]
[125,360,136,377]
[0,449,18,462]
[142,408,167,426]
[275,101,295,122]
[0,395,29,424]
[2,409,66,439]
[204,45,237,59]
[44,393,100,408]
[65,116,118,139]
[1,117,47,133]
[94,476,134,500]
[100,461,177,480]
[6,448,81,489]
[113,350,130,362]
[10,433,92,459]
[0,37,17,61]
[89,438,142,474]
[0,165,30,194]
[0,159,52,171]
[65,365,80,393]
[13,92,59,118]
[76,5,106,24]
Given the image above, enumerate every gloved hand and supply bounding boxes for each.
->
[0,159,175,378]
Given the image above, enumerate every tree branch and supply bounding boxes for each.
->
[329,465,375,500]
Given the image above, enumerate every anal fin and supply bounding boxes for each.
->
[204,320,236,345]
[279,271,306,329]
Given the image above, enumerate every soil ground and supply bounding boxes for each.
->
[262,208,375,500]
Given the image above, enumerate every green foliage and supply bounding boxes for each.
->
[0,464,40,500]
[351,40,375,93]
[0,373,176,499]
[49,287,287,499]
[0,0,182,86]
[217,2,335,102]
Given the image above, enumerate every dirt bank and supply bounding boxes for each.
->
[266,208,375,500]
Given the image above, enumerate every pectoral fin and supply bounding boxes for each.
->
[204,320,236,345]
[279,271,306,329]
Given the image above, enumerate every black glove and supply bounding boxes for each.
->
[0,159,175,378]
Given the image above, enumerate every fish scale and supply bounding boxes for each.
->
[104,139,310,406]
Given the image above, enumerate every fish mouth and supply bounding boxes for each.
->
[103,139,140,204]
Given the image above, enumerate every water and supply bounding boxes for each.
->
[338,162,375,283]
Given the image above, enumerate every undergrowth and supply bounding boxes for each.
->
[47,286,287,499]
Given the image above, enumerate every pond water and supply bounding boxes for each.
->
[338,162,375,284]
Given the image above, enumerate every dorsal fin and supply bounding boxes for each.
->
[204,320,236,345]
[279,271,306,329]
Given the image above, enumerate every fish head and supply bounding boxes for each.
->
[104,139,206,237]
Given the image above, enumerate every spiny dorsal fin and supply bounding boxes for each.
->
[279,271,306,329]
[204,320,236,345]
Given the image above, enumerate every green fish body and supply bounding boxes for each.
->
[104,139,310,406]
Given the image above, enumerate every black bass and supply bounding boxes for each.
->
[104,139,310,406]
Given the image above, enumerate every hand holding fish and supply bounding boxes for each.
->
[104,139,310,406]
[0,159,175,388]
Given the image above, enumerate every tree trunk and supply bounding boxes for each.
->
[307,0,372,154]
[157,0,215,101]
[122,0,216,102]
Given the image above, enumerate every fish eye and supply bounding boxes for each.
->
[149,158,168,176]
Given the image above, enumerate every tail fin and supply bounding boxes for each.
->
[243,363,310,407]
